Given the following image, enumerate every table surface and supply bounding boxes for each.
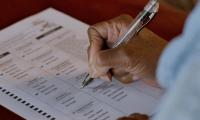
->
[0,0,187,119]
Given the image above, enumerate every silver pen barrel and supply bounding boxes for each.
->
[112,0,159,48]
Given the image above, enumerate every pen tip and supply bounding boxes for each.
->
[81,84,85,88]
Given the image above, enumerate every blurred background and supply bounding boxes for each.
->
[0,0,191,120]
[0,0,190,40]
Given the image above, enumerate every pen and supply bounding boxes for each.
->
[81,0,159,88]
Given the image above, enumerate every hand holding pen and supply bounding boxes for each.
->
[82,0,165,88]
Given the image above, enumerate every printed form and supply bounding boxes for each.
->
[0,8,163,120]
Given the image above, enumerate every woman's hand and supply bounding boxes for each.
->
[87,14,167,87]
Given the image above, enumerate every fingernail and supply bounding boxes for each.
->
[105,76,112,82]
[90,72,97,78]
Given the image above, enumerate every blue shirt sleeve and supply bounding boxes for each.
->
[154,1,200,120]
[157,1,200,89]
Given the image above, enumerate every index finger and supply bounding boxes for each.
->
[87,22,109,57]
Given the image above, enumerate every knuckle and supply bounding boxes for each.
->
[88,21,109,41]
[87,22,102,35]
[118,14,133,26]
[119,14,133,20]
[87,26,95,35]
[106,20,114,26]
[91,21,108,30]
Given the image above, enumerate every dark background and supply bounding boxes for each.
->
[0,0,187,119]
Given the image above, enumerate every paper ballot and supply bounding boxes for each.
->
[0,8,163,120]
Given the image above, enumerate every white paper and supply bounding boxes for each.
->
[0,8,163,120]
